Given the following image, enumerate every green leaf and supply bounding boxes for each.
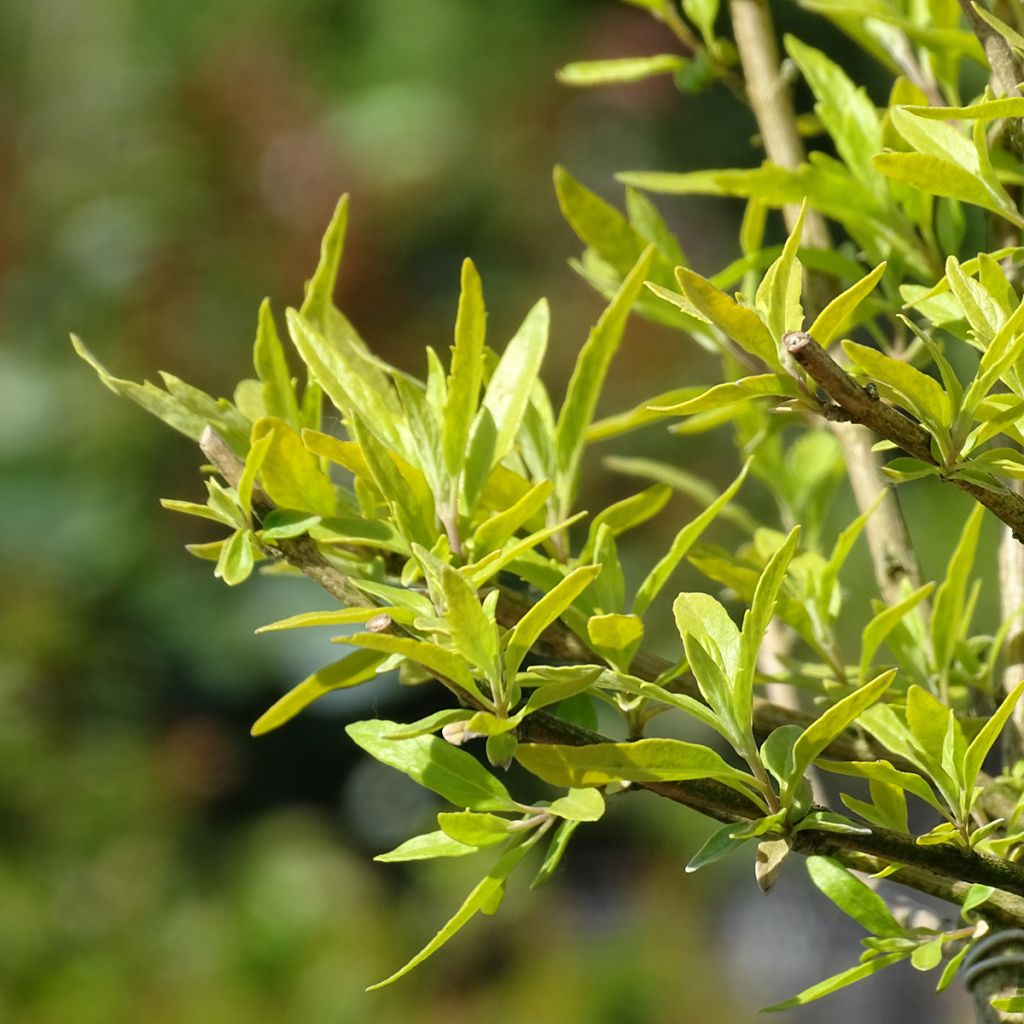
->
[472,479,553,554]
[439,564,500,684]
[936,941,972,992]
[808,261,887,347]
[755,201,805,343]
[374,830,478,862]
[346,719,518,812]
[443,258,487,481]
[674,267,781,369]
[806,856,906,937]
[604,456,759,533]
[251,417,337,517]
[763,953,906,1012]
[515,738,762,802]
[961,883,994,916]
[503,566,602,678]
[683,0,719,44]
[253,298,301,426]
[873,152,1024,226]
[971,2,1024,56]
[367,840,531,989]
[685,822,749,873]
[587,613,644,671]
[931,505,985,679]
[736,526,800,734]
[556,247,654,509]
[465,300,550,503]
[649,374,799,415]
[760,725,802,787]
[633,460,749,617]
[842,340,951,437]
[554,165,648,271]
[251,649,387,735]
[911,937,944,972]
[286,310,406,455]
[350,417,436,548]
[859,583,935,682]
[384,708,474,740]
[547,787,606,821]
[783,36,883,193]
[673,592,740,676]
[71,335,250,451]
[341,633,482,701]
[818,758,944,813]
[301,194,347,324]
[583,485,673,556]
[964,680,1024,793]
[215,529,256,586]
[531,818,580,889]
[787,670,896,798]
[556,55,687,86]
[437,811,512,847]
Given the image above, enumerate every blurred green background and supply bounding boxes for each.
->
[0,1,991,1021]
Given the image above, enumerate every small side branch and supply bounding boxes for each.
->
[784,331,1024,541]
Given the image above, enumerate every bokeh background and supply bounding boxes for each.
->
[0,1,996,1021]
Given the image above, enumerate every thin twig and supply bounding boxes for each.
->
[784,331,1024,541]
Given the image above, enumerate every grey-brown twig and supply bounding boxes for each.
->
[784,331,1024,541]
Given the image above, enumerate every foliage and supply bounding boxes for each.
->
[74,0,1024,1016]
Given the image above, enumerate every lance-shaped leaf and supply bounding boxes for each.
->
[286,310,407,455]
[555,247,654,509]
[755,201,806,343]
[346,719,519,812]
[963,680,1024,795]
[806,856,907,937]
[807,261,887,347]
[582,484,672,557]
[931,505,984,680]
[874,152,1024,227]
[251,649,387,735]
[556,54,687,86]
[554,165,648,271]
[763,953,906,1012]
[859,583,935,682]
[71,335,250,451]
[785,670,896,799]
[673,592,740,677]
[439,564,500,685]
[251,416,337,517]
[515,738,763,803]
[842,340,952,438]
[674,267,781,369]
[633,461,749,617]
[374,831,478,862]
[464,299,550,504]
[503,565,602,678]
[649,374,800,416]
[253,299,301,426]
[438,811,512,847]
[367,839,532,989]
[443,258,487,481]
[531,819,580,889]
[686,822,750,873]
[341,633,482,699]
[784,37,883,193]
[472,479,552,554]
[735,527,800,734]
